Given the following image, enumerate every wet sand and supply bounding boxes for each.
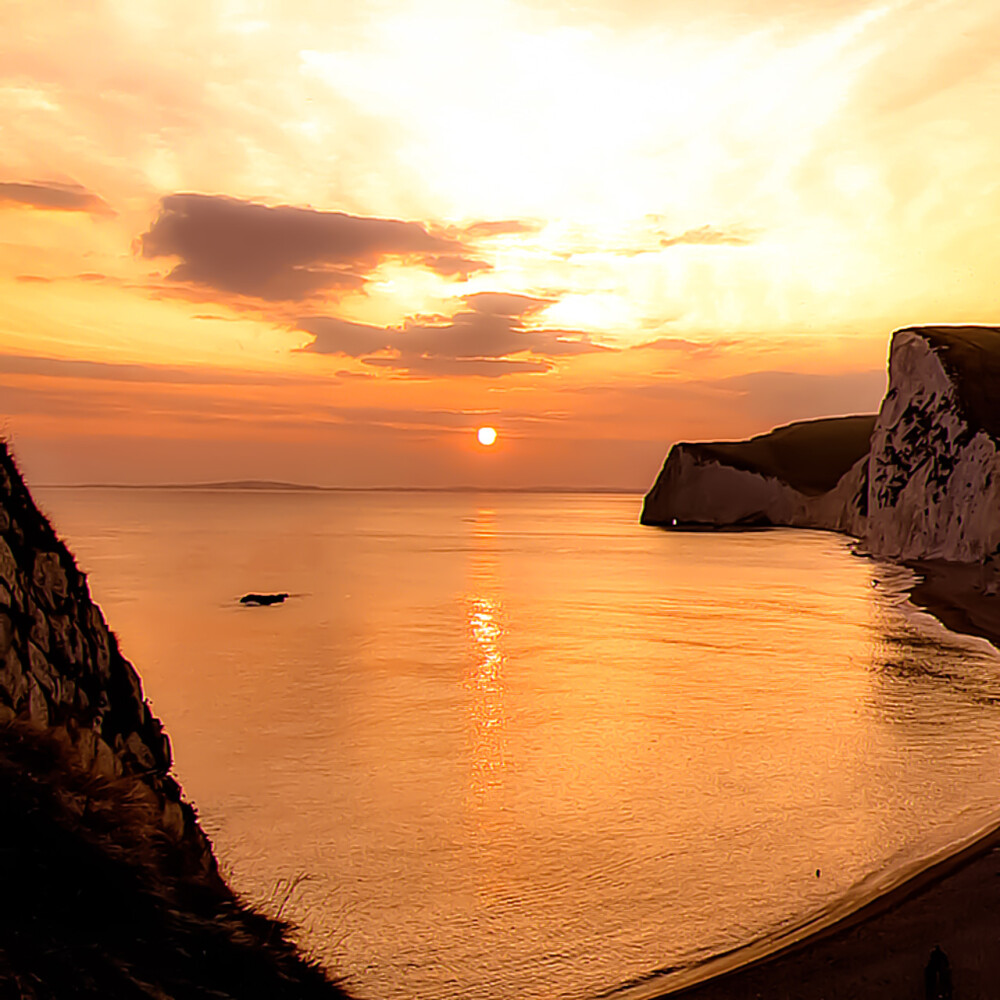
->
[641,560,1000,1000]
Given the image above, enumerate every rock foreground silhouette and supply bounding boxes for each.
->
[0,442,348,998]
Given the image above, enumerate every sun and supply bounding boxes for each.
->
[476,426,498,447]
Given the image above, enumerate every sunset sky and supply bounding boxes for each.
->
[2,0,999,488]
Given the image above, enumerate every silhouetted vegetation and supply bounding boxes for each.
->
[0,720,351,999]
[904,325,1000,441]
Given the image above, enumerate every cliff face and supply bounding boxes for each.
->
[0,442,212,869]
[640,415,874,534]
[864,327,1000,561]
[642,325,1000,564]
[0,442,350,998]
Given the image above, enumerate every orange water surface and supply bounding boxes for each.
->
[36,488,1000,1000]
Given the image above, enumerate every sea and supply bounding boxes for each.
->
[33,486,1000,1000]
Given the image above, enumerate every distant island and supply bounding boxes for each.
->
[45,479,328,491]
[47,481,637,494]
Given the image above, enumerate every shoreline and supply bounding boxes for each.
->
[620,558,1000,1000]
[906,559,1000,650]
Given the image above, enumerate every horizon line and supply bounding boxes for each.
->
[37,480,645,494]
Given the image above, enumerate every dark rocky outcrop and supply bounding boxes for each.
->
[240,592,289,606]
[672,415,876,496]
[0,442,206,868]
[864,325,1000,561]
[0,720,348,999]
[0,442,350,998]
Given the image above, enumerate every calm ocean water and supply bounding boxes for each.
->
[34,487,1000,1000]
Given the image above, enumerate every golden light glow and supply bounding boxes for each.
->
[2,1,999,487]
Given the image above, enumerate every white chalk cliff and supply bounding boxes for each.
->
[642,325,1000,564]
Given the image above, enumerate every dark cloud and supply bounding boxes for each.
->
[15,271,113,287]
[660,225,753,248]
[140,193,485,301]
[0,181,114,216]
[363,356,552,378]
[298,291,612,377]
[463,291,552,316]
[295,317,393,359]
[310,403,567,429]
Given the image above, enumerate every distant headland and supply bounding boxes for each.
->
[643,324,1000,566]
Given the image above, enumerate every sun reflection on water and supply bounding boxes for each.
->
[463,508,509,844]
[467,595,507,789]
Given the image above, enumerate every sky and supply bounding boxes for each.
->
[2,0,999,488]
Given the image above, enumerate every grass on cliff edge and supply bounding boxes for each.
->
[0,720,351,1000]
[903,325,1000,442]
[686,414,877,496]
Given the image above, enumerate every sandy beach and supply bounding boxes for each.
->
[638,562,1000,1000]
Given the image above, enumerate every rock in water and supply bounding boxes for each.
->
[240,592,289,606]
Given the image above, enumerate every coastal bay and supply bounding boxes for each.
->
[634,325,1000,998]
[34,486,1000,1000]
[652,808,1000,999]
[644,560,1000,1000]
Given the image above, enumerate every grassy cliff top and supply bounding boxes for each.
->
[902,325,1000,442]
[686,414,876,495]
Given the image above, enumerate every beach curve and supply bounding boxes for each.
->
[604,567,1000,1000]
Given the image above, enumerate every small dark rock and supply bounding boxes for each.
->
[239,593,289,607]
